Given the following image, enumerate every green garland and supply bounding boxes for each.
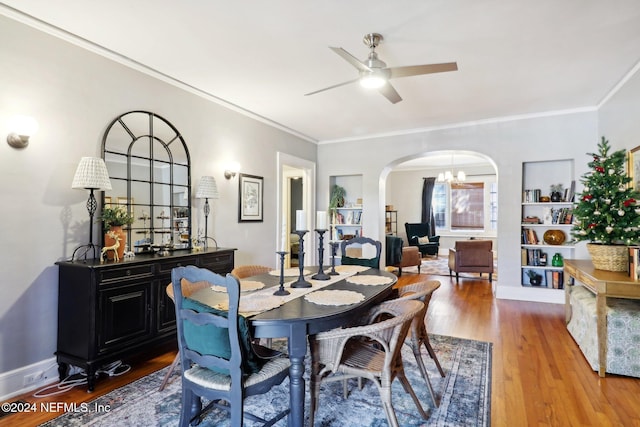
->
[572,137,640,245]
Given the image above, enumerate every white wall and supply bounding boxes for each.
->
[318,112,598,304]
[0,15,315,396]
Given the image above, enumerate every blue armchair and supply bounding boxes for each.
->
[404,222,440,257]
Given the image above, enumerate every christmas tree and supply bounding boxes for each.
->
[572,137,640,245]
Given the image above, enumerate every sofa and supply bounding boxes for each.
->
[386,235,422,276]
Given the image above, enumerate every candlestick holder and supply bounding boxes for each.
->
[291,230,312,288]
[328,240,340,275]
[312,229,330,280]
[273,251,290,296]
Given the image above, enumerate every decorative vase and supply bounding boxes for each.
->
[551,253,564,267]
[104,225,126,261]
[586,243,627,272]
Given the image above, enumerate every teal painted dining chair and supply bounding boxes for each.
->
[172,266,290,426]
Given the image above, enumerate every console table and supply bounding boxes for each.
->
[563,259,640,377]
[55,247,235,391]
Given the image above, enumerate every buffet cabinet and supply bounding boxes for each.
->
[55,247,235,391]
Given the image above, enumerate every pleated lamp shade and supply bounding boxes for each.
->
[71,157,112,190]
[196,176,219,199]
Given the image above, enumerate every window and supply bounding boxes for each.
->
[434,181,495,231]
[451,182,484,229]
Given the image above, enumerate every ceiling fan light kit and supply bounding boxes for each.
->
[305,32,458,103]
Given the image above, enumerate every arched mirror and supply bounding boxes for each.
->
[101,111,191,253]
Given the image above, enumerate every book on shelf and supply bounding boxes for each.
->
[545,270,564,289]
[522,228,539,244]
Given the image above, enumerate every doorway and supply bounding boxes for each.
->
[277,153,316,268]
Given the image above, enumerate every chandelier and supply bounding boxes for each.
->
[437,153,466,183]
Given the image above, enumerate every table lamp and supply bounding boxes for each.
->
[71,157,112,260]
[195,176,219,249]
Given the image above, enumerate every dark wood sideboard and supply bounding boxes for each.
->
[55,247,235,391]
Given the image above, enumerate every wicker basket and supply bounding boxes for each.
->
[586,243,628,272]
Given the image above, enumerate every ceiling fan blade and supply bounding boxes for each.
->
[388,62,458,79]
[329,47,371,73]
[304,77,360,96]
[378,82,402,104]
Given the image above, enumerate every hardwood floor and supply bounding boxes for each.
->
[2,271,639,426]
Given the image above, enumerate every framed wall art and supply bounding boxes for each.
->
[238,173,263,222]
[629,145,640,189]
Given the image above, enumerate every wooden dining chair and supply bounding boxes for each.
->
[340,236,382,269]
[172,266,290,426]
[308,299,427,427]
[395,280,445,407]
[231,264,275,348]
[231,265,272,279]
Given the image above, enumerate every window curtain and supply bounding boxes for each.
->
[421,177,436,236]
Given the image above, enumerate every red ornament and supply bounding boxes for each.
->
[624,198,636,207]
[582,194,593,201]
[588,223,597,228]
[595,166,605,173]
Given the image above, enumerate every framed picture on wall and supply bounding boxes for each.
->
[238,173,263,222]
[629,145,640,189]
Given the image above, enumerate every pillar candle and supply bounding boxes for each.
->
[316,211,327,229]
[296,210,306,231]
[280,222,287,251]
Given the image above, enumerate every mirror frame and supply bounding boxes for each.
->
[100,110,191,252]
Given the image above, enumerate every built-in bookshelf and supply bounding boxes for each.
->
[385,210,397,235]
[521,160,575,289]
[329,174,363,241]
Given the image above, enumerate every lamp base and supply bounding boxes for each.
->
[72,243,98,261]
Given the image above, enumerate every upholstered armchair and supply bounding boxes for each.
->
[448,239,494,283]
[404,222,440,257]
[385,235,421,276]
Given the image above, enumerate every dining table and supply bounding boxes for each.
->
[189,265,397,427]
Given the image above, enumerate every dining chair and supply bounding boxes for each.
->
[340,236,382,269]
[231,264,272,279]
[395,281,445,407]
[158,277,211,392]
[231,264,275,348]
[308,299,427,427]
[172,265,291,427]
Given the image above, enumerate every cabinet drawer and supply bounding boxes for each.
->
[198,253,234,274]
[157,257,199,274]
[99,264,154,283]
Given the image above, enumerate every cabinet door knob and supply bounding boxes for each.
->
[126,270,131,276]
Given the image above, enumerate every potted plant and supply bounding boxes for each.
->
[329,184,346,213]
[526,269,542,286]
[550,183,564,202]
[100,206,134,260]
[572,137,640,271]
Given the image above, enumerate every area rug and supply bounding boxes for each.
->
[41,334,491,427]
[412,257,498,282]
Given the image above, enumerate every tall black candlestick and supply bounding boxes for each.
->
[312,229,330,280]
[328,240,340,275]
[274,251,290,296]
[291,230,312,288]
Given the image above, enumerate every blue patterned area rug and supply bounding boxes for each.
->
[40,335,491,427]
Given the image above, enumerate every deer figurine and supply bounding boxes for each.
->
[100,230,122,263]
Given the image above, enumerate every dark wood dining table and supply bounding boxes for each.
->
[189,266,397,427]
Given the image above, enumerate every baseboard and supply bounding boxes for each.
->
[0,357,59,401]
[496,285,564,304]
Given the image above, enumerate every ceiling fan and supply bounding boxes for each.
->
[305,33,458,104]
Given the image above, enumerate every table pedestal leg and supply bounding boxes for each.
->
[287,327,307,427]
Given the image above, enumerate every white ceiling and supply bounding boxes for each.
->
[3,1,640,144]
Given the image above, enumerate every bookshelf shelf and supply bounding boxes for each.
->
[521,159,575,289]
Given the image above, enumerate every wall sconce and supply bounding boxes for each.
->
[224,161,241,180]
[6,115,39,149]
